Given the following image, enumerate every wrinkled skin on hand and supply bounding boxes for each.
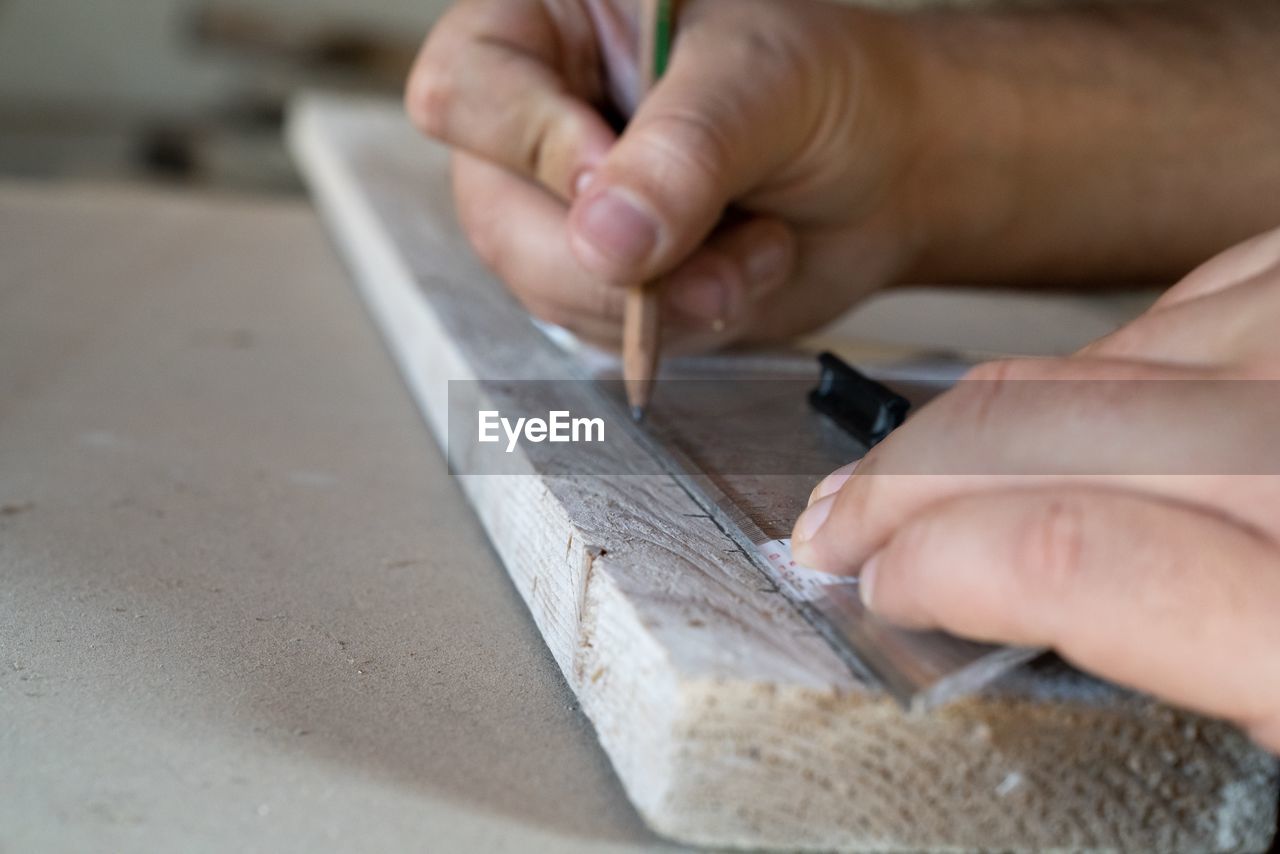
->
[407,0,922,352]
[792,226,1280,753]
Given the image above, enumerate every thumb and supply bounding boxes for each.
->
[566,16,809,284]
[860,486,1280,743]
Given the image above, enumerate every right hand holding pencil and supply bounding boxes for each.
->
[406,0,928,352]
[411,0,1280,354]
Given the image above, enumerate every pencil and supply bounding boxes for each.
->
[624,0,673,422]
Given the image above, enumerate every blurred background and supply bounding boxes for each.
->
[0,0,452,194]
[0,0,1077,196]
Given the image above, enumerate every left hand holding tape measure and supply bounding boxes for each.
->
[792,230,1280,752]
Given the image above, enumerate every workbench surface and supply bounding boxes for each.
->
[0,182,676,853]
[0,181,1156,853]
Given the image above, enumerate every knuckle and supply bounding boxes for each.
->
[683,14,804,88]
[406,59,454,139]
[638,109,735,196]
[951,359,1028,436]
[1013,497,1090,594]
[515,106,560,185]
[503,97,588,191]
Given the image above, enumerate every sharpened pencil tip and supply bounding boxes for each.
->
[631,405,646,423]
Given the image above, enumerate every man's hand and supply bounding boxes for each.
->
[409,0,1280,353]
[406,0,932,351]
[791,226,1280,752]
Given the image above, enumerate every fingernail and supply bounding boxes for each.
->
[573,169,595,199]
[792,494,835,545]
[668,276,731,326]
[807,460,859,507]
[745,240,789,295]
[859,551,882,610]
[575,188,659,269]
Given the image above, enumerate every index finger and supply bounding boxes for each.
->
[860,486,1280,747]
[790,357,1280,573]
[407,0,619,197]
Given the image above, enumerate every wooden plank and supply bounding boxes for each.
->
[287,94,1277,852]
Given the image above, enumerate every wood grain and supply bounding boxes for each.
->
[287,94,1277,852]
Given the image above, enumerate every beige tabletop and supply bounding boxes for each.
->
[0,182,678,853]
[0,180,1156,853]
